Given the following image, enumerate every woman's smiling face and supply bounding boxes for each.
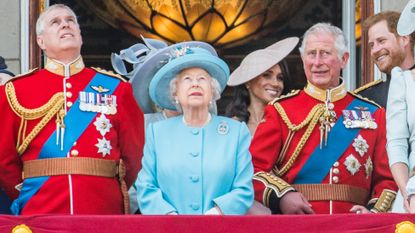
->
[246,63,284,104]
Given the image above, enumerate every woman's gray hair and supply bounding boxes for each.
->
[299,22,349,59]
[36,4,78,36]
[169,74,221,114]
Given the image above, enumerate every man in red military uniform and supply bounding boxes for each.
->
[250,23,397,214]
[0,4,144,215]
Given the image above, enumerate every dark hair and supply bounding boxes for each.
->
[0,56,14,76]
[225,59,292,123]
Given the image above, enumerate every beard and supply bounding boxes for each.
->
[374,49,405,74]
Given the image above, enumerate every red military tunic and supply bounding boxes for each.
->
[0,57,144,215]
[250,81,397,214]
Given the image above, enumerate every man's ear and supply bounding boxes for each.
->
[37,35,45,50]
[398,35,410,48]
[341,52,350,69]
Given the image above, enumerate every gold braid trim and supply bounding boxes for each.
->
[5,82,65,155]
[253,171,295,207]
[269,89,300,105]
[273,103,326,176]
[353,79,383,94]
[91,67,127,82]
[371,189,397,213]
[349,91,381,108]
[274,103,325,131]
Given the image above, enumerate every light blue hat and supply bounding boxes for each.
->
[111,37,221,113]
[149,44,230,111]
[398,0,415,36]
[111,37,167,113]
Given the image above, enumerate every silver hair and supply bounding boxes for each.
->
[36,4,78,36]
[299,22,349,59]
[169,74,221,114]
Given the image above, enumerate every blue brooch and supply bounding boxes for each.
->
[217,121,229,135]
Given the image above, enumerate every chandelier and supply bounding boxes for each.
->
[80,0,303,48]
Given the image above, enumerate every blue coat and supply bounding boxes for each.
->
[136,115,254,215]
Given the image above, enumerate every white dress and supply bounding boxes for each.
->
[386,67,415,212]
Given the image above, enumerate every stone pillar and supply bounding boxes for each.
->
[380,0,407,12]
[0,0,20,74]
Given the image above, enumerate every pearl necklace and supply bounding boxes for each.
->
[182,113,212,127]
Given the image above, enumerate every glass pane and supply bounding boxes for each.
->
[192,12,226,42]
[154,1,186,25]
[218,14,264,45]
[235,0,268,25]
[120,0,153,28]
[182,0,212,25]
[153,15,192,42]
[214,0,245,26]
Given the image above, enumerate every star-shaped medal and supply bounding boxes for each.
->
[344,154,361,175]
[94,114,112,136]
[352,135,369,157]
[95,137,112,157]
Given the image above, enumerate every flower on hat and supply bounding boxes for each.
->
[168,46,194,61]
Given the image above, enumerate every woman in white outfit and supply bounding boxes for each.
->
[386,0,415,213]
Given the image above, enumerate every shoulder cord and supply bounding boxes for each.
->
[272,102,325,177]
[5,82,65,155]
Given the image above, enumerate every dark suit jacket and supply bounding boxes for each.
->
[357,75,390,109]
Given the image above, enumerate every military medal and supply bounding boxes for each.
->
[364,157,373,179]
[352,134,369,157]
[110,95,117,114]
[88,92,95,112]
[105,94,117,115]
[79,91,87,111]
[344,154,361,175]
[342,110,354,127]
[342,107,377,129]
[94,113,113,157]
[78,91,117,115]
[319,101,337,148]
[361,110,377,129]
[94,114,112,136]
[95,137,112,157]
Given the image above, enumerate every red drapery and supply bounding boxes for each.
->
[1,214,415,233]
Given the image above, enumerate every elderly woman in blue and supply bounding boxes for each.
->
[136,42,254,215]
[386,0,415,213]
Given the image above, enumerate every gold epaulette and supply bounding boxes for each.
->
[348,91,381,108]
[92,67,127,82]
[353,79,383,93]
[253,171,295,207]
[370,189,396,213]
[4,68,38,84]
[269,89,300,105]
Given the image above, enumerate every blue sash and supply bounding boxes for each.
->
[293,98,377,184]
[11,73,120,214]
